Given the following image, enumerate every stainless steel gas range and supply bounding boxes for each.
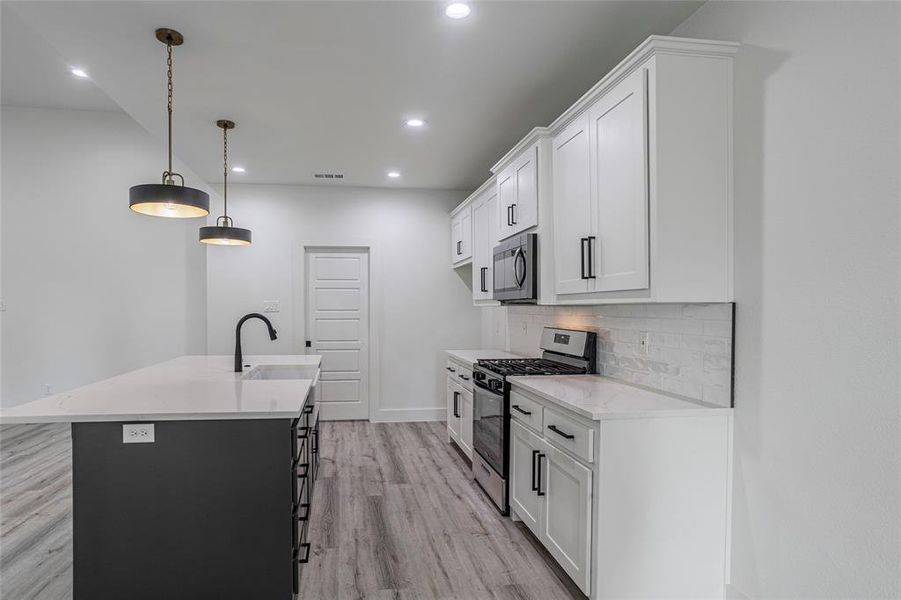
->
[471,327,597,513]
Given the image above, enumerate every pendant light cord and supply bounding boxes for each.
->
[166,38,174,181]
[222,124,229,222]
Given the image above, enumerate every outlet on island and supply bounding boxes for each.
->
[122,423,155,444]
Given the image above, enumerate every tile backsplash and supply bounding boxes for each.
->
[496,303,734,407]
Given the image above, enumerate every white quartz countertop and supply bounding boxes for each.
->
[508,375,733,421]
[446,349,527,367]
[0,355,321,424]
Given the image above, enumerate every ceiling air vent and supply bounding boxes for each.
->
[313,173,344,180]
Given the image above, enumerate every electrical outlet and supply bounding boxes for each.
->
[0,299,6,311]
[122,423,155,444]
[263,300,280,313]
[638,331,649,356]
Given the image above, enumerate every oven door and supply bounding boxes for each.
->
[472,380,506,476]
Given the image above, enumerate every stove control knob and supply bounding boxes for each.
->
[489,380,502,392]
[473,371,485,381]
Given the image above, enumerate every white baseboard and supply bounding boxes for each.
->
[370,407,445,423]
[725,584,751,600]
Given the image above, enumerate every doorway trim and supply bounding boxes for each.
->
[293,241,381,423]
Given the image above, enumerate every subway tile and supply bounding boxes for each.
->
[703,320,732,337]
[645,304,682,319]
[682,303,732,321]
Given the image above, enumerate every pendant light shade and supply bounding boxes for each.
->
[130,28,209,218]
[199,120,252,246]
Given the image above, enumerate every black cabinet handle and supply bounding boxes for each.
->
[548,424,575,440]
[580,237,588,279]
[507,205,513,226]
[457,240,462,255]
[460,375,470,381]
[510,203,517,225]
[531,449,539,492]
[512,404,532,416]
[294,502,311,522]
[453,391,460,418]
[296,462,310,477]
[536,453,545,496]
[311,428,318,455]
[298,426,310,440]
[303,405,313,415]
[446,366,456,373]
[586,236,596,279]
[296,542,311,564]
[480,266,488,292]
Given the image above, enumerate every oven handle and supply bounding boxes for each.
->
[473,378,501,394]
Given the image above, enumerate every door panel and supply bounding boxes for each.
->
[553,115,593,295]
[471,193,491,301]
[459,388,473,458]
[306,250,369,420]
[446,379,461,441]
[512,145,538,235]
[591,68,650,292]
[319,380,361,403]
[542,443,592,594]
[510,420,543,538]
[497,169,516,241]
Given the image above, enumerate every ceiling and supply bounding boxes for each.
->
[4,1,703,190]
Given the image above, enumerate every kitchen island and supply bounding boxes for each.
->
[0,355,321,600]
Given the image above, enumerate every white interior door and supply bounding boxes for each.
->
[306,249,370,420]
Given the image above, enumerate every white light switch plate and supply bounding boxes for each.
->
[263,300,280,313]
[123,423,155,443]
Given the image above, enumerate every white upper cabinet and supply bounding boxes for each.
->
[450,204,472,265]
[470,179,498,302]
[590,68,649,292]
[552,114,593,295]
[496,143,539,241]
[551,36,737,303]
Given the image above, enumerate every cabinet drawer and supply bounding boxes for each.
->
[543,407,594,463]
[509,388,543,433]
[445,360,473,391]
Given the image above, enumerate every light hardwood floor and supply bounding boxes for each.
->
[299,421,585,600]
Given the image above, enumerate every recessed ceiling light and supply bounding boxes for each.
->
[387,171,401,178]
[445,3,471,19]
[70,67,88,78]
[231,166,246,173]
[406,118,425,128]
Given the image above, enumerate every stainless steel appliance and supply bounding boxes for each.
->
[471,327,597,513]
[493,233,537,303]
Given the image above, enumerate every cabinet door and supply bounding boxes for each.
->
[471,193,495,301]
[459,387,473,458]
[511,144,538,235]
[460,208,473,260]
[446,379,461,441]
[451,214,463,263]
[497,168,516,241]
[541,443,592,595]
[590,67,650,292]
[553,114,593,295]
[510,420,544,538]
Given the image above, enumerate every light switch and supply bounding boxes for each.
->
[263,300,280,313]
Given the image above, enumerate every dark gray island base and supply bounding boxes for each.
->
[72,407,319,599]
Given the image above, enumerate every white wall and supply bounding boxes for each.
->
[205,183,482,421]
[1,106,210,406]
[669,2,900,597]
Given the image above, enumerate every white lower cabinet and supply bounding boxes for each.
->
[510,418,592,595]
[541,442,592,593]
[510,420,544,536]
[509,383,732,599]
[446,358,473,460]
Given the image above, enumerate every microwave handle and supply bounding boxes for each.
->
[513,248,526,288]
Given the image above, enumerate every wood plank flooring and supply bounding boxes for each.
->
[299,421,585,600]
[0,424,73,600]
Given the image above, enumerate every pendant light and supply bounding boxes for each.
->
[199,120,252,245]
[129,29,210,218]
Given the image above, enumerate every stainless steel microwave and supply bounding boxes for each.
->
[493,233,537,303]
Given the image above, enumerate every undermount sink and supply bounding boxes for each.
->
[242,364,318,381]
